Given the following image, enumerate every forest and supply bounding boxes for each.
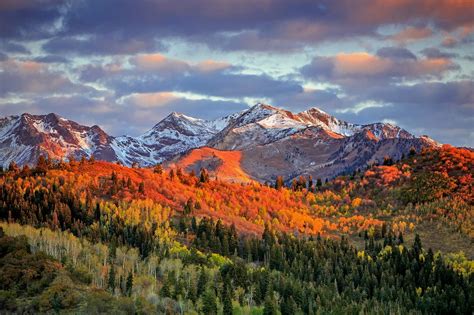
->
[0,145,472,314]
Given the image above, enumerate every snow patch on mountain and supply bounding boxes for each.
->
[0,104,438,171]
[111,111,242,166]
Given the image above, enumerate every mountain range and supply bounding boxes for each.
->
[0,104,438,181]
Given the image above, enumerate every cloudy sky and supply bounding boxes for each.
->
[1,0,473,146]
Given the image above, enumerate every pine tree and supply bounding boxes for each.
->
[222,277,233,315]
[316,178,323,189]
[398,231,404,244]
[383,156,394,166]
[108,264,116,293]
[126,271,133,296]
[108,241,117,263]
[281,296,297,315]
[202,289,218,315]
[413,234,422,257]
[160,278,171,298]
[263,294,278,315]
[197,268,208,297]
[138,182,145,194]
[184,197,194,215]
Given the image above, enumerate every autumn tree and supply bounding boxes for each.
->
[154,163,163,174]
[275,176,284,190]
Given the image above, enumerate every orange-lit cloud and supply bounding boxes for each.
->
[389,27,433,43]
[131,54,231,75]
[131,54,190,73]
[195,60,231,72]
[303,51,458,83]
[121,92,178,108]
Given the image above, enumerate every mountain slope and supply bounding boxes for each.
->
[180,104,438,182]
[1,104,438,182]
[0,113,116,167]
[111,112,240,166]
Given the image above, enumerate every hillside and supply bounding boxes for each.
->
[169,147,255,183]
[1,145,472,247]
[0,145,472,314]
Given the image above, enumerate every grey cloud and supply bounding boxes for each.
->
[420,47,458,59]
[376,47,417,60]
[0,60,97,97]
[0,41,30,54]
[34,55,69,63]
[5,0,474,53]
[43,34,163,56]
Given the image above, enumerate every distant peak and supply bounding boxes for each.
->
[167,111,200,121]
[45,112,62,122]
[164,112,189,121]
[167,111,183,118]
[304,107,329,115]
[251,103,279,111]
[20,112,34,119]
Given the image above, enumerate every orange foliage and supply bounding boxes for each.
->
[169,147,254,183]
[44,161,332,235]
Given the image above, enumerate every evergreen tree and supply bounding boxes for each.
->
[383,156,394,166]
[160,278,171,298]
[398,231,404,244]
[316,178,323,189]
[108,241,117,263]
[197,268,208,297]
[263,294,278,315]
[108,264,116,293]
[413,234,422,257]
[222,277,233,315]
[126,272,133,297]
[184,197,194,215]
[138,182,145,194]
[202,289,218,315]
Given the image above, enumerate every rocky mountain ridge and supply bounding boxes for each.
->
[0,104,438,181]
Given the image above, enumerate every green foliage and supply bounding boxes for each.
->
[400,172,451,204]
[202,288,218,315]
[0,145,473,314]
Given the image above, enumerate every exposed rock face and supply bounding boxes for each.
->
[176,104,438,182]
[0,113,117,167]
[1,104,438,182]
[111,112,240,166]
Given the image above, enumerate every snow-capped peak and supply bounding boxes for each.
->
[0,113,115,167]
[1,104,436,169]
